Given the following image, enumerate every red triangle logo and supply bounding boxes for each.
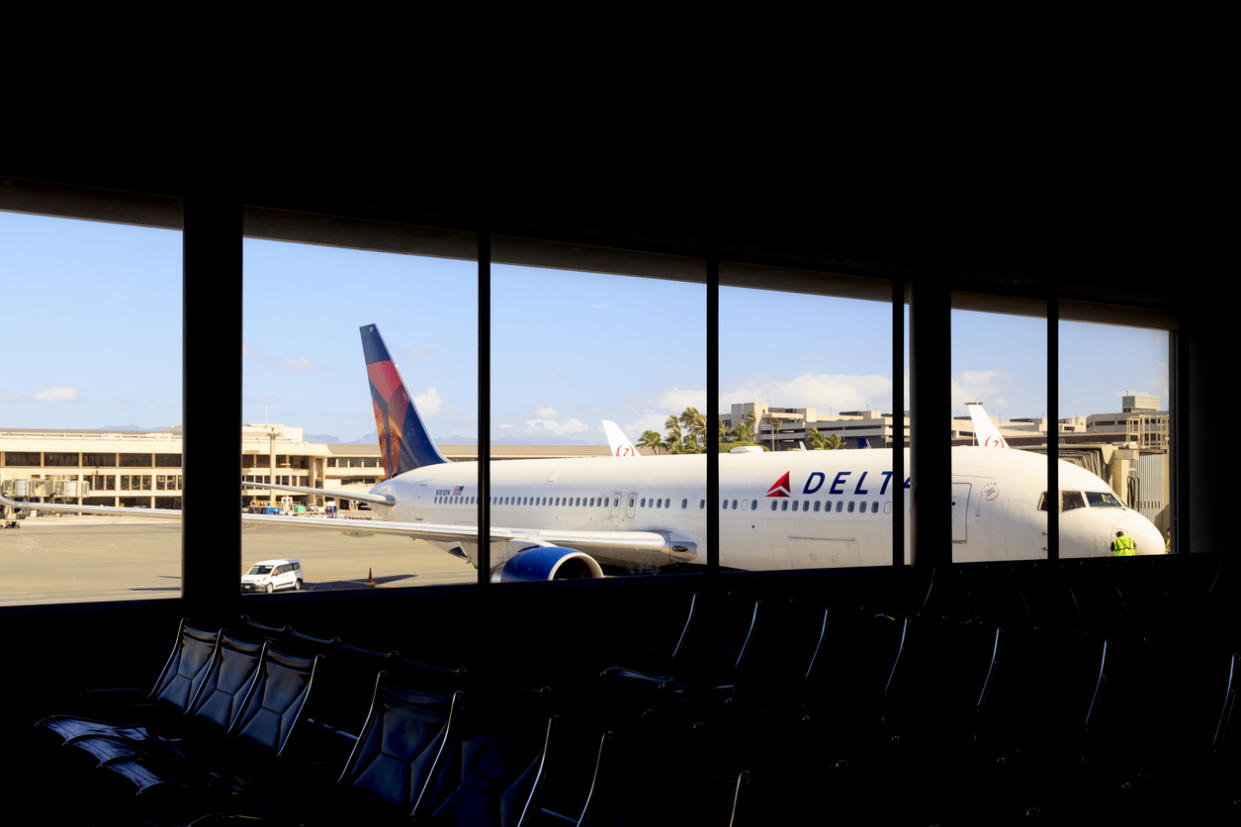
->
[766,471,791,497]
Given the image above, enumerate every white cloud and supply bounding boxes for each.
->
[724,372,892,414]
[279,355,315,372]
[623,411,674,437]
[412,387,442,417]
[534,403,559,419]
[34,386,80,403]
[523,417,590,437]
[656,388,707,413]
[950,370,1013,412]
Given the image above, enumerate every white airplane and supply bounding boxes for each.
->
[0,325,1166,579]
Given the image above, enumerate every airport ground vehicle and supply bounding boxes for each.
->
[241,559,303,593]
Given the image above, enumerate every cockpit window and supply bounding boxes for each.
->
[1062,491,1087,511]
[1085,490,1123,508]
[1039,491,1088,511]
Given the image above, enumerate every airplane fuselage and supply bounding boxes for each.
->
[364,446,1166,571]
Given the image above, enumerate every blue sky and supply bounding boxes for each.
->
[0,210,1169,443]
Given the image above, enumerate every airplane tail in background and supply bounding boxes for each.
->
[360,324,448,478]
[603,420,639,457]
[965,402,1009,448]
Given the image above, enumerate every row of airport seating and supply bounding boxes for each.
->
[29,556,1241,825]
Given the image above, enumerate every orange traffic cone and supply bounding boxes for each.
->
[367,567,374,586]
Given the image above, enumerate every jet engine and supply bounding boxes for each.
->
[498,546,605,582]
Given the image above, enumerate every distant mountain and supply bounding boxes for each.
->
[304,433,342,444]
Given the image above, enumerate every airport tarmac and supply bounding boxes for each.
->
[0,516,477,606]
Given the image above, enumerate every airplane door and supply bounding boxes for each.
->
[951,483,971,543]
[414,484,427,521]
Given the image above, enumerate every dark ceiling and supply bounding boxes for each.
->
[2,159,1201,315]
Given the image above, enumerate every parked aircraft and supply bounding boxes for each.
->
[0,325,1166,579]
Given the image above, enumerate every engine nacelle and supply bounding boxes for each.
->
[497,546,605,582]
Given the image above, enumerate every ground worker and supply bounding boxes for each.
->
[1111,529,1136,556]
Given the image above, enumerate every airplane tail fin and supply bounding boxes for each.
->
[965,402,1009,448]
[858,437,871,449]
[602,420,639,457]
[360,324,448,477]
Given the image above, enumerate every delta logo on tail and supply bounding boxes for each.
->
[766,471,791,497]
[361,325,448,478]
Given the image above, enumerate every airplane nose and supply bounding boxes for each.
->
[1114,513,1167,556]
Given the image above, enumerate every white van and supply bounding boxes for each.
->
[242,559,303,593]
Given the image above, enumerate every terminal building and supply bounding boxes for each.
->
[1,424,613,514]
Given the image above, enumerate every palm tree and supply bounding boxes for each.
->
[730,421,754,443]
[638,430,663,455]
[664,415,684,454]
[805,426,829,450]
[679,407,707,452]
[823,432,844,450]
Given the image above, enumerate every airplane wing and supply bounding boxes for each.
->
[602,420,639,458]
[2,491,695,569]
[241,511,696,564]
[247,481,394,506]
[965,402,1009,448]
[0,492,183,519]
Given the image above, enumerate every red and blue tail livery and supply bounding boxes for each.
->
[360,324,448,478]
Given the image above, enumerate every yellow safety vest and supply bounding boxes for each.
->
[1111,536,1136,556]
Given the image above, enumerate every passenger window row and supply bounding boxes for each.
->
[752,499,882,514]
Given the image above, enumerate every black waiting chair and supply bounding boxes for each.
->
[37,618,222,748]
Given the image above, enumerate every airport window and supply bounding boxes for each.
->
[721,270,893,569]
[0,203,185,606]
[154,453,181,468]
[243,230,477,593]
[1060,316,1171,553]
[952,299,1047,563]
[491,249,705,581]
[119,453,154,467]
